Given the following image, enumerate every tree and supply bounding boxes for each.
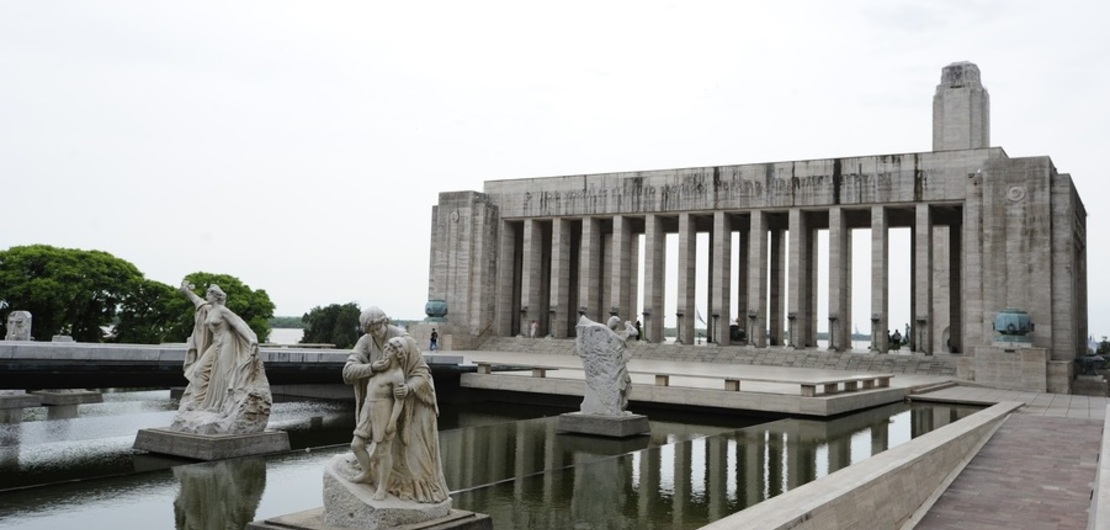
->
[0,245,145,341]
[301,302,361,349]
[112,278,178,344]
[164,272,276,343]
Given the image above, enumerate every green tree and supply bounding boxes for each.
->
[0,245,146,341]
[269,315,306,329]
[164,272,276,343]
[301,302,361,349]
[112,278,178,344]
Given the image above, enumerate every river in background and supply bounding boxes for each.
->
[268,327,303,344]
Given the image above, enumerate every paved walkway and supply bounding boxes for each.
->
[915,415,1102,530]
[908,386,1109,529]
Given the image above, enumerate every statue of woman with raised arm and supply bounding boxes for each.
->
[171,279,273,435]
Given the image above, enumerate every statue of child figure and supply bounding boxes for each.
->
[351,335,408,500]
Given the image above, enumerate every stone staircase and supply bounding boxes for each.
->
[476,336,959,376]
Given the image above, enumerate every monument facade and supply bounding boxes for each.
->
[426,62,1088,392]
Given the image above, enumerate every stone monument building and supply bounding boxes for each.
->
[427,62,1087,391]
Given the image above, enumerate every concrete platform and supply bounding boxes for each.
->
[31,389,103,405]
[459,351,946,417]
[133,428,291,461]
[0,390,40,409]
[556,412,650,437]
[247,507,492,530]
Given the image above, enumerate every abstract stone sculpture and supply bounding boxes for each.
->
[170,280,273,435]
[578,315,636,416]
[325,306,451,527]
[554,315,650,438]
[4,311,31,341]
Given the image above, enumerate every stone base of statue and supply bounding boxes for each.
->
[133,428,290,461]
[31,389,103,406]
[246,507,492,530]
[246,453,490,530]
[556,412,651,438]
[0,390,41,409]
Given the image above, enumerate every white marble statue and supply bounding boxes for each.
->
[170,280,273,435]
[576,315,636,416]
[4,311,31,341]
[337,306,450,502]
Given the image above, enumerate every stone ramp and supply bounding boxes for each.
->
[914,415,1100,530]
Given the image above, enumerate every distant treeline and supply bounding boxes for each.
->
[269,315,422,330]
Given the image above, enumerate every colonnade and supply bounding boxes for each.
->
[499,204,963,354]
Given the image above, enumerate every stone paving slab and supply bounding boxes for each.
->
[915,415,1101,530]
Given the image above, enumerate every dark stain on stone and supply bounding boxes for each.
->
[832,158,842,205]
[913,154,925,201]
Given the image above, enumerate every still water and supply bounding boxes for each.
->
[0,387,980,530]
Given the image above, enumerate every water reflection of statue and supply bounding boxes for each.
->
[4,311,32,341]
[171,280,272,435]
[578,316,636,416]
[174,457,266,530]
[340,306,449,503]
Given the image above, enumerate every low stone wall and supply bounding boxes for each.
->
[477,337,960,377]
[962,346,1048,392]
[1089,404,1110,530]
[698,401,1021,530]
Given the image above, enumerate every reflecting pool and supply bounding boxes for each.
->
[0,387,980,530]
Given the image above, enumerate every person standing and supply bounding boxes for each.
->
[529,320,538,339]
[429,328,438,351]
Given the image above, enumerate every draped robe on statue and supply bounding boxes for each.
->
[343,328,449,503]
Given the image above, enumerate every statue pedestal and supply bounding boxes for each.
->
[247,508,491,530]
[133,428,290,461]
[0,391,41,409]
[556,412,651,438]
[31,389,102,405]
[247,454,490,530]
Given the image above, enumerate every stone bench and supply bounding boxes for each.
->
[472,361,892,397]
[473,361,561,378]
[636,371,892,397]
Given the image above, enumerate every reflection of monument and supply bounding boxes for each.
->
[249,306,490,530]
[134,280,289,460]
[4,311,32,341]
[556,315,650,437]
[174,457,267,530]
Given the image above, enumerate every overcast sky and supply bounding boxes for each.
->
[2,1,1108,337]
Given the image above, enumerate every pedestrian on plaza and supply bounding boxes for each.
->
[529,320,538,339]
[429,328,438,351]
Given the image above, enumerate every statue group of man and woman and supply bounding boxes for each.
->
[170,279,448,504]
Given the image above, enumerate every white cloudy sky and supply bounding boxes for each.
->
[2,1,1109,336]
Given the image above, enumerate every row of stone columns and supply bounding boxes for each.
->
[507,204,958,353]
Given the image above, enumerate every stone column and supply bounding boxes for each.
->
[736,226,750,342]
[949,219,962,353]
[870,206,889,353]
[610,215,632,319]
[677,213,697,344]
[550,218,572,338]
[521,220,544,335]
[769,229,786,346]
[828,207,850,351]
[643,215,666,343]
[788,209,810,350]
[914,203,933,354]
[496,221,519,336]
[579,217,603,323]
[712,211,732,345]
[747,211,768,347]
